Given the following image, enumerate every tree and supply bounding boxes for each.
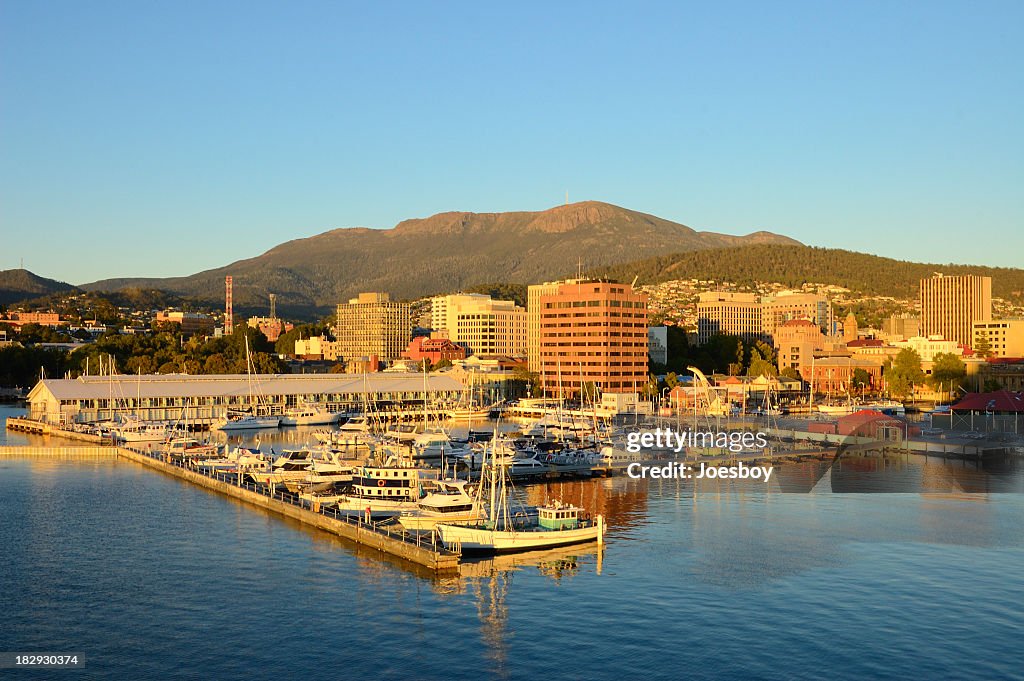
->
[665,372,680,389]
[982,377,1003,392]
[780,366,802,381]
[203,354,229,374]
[929,352,967,396]
[884,348,924,399]
[851,368,871,394]
[746,346,778,378]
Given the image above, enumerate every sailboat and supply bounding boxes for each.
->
[211,336,280,431]
[435,436,605,554]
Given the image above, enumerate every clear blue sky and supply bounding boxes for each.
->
[1,1,1021,285]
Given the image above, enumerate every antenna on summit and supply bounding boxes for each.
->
[565,190,569,206]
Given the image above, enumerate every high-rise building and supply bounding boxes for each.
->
[430,293,526,356]
[696,292,761,344]
[527,280,573,372]
[761,292,828,338]
[920,274,991,347]
[334,292,412,363]
[972,320,1024,358]
[881,315,920,341]
[538,280,648,396]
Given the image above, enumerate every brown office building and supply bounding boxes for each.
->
[919,274,991,347]
[538,280,649,396]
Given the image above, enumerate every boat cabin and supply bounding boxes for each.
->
[538,503,582,530]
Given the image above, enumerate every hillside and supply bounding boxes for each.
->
[591,245,1024,301]
[82,201,799,316]
[0,269,78,306]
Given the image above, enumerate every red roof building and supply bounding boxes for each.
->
[950,390,1024,414]
[836,409,920,439]
[403,335,467,363]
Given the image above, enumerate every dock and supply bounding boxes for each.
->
[115,445,461,572]
[5,417,113,445]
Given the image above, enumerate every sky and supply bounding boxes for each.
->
[1,1,1021,285]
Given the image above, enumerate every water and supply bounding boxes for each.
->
[2,406,1024,679]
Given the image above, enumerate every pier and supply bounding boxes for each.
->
[115,445,461,572]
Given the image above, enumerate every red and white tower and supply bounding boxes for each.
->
[225,275,234,334]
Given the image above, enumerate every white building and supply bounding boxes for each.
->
[430,293,526,357]
[893,335,964,362]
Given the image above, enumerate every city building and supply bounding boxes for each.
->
[155,311,216,336]
[527,280,572,372]
[972,319,1024,358]
[881,314,920,341]
[775,319,826,375]
[294,335,342,361]
[1,311,63,327]
[696,291,761,344]
[430,293,527,357]
[809,356,885,394]
[538,280,649,396]
[842,312,858,343]
[919,274,991,347]
[334,292,412,363]
[977,359,1024,392]
[403,335,467,364]
[761,292,828,338]
[247,317,294,343]
[648,326,668,366]
[893,335,965,362]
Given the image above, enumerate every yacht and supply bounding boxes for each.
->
[280,403,341,426]
[114,417,169,443]
[212,410,281,431]
[339,416,372,432]
[247,448,314,487]
[161,437,222,461]
[397,479,484,530]
[195,446,270,474]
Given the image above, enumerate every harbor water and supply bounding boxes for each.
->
[2,406,1023,680]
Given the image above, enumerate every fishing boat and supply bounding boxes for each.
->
[436,441,605,554]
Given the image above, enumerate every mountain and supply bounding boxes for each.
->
[0,269,79,306]
[82,201,800,316]
[592,244,1024,301]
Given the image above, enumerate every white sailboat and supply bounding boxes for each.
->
[212,336,281,431]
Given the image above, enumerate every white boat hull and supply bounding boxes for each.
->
[436,521,602,553]
[280,412,340,426]
[213,416,281,431]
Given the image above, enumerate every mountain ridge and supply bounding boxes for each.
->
[79,201,800,314]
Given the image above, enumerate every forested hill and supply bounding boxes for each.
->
[591,245,1024,301]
